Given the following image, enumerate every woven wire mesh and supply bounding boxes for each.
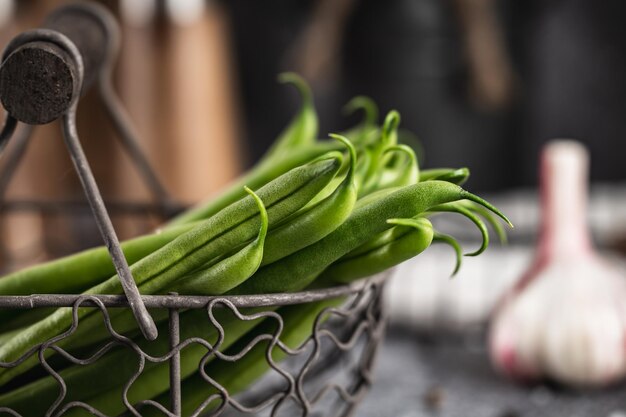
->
[0,275,387,417]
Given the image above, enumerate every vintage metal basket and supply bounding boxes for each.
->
[0,3,388,416]
[0,276,387,417]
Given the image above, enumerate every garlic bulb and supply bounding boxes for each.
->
[489,140,626,387]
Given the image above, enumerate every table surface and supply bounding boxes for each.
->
[357,328,626,417]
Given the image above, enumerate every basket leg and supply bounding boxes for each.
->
[169,296,182,417]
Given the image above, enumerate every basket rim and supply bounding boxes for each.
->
[0,272,390,310]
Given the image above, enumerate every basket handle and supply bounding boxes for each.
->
[0,3,159,341]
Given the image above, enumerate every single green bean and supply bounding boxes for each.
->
[359,110,400,198]
[360,111,400,196]
[431,232,463,276]
[341,95,379,146]
[377,144,419,189]
[261,73,318,163]
[173,187,268,295]
[319,217,434,284]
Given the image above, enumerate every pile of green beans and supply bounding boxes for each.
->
[0,74,512,415]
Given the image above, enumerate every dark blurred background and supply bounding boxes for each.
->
[225,0,626,192]
[1,0,626,263]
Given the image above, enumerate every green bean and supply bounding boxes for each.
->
[295,137,353,209]
[0,222,197,331]
[0,327,22,347]
[261,73,318,163]
[354,148,373,193]
[0,309,55,334]
[427,202,490,256]
[231,180,512,296]
[344,96,378,127]
[0,154,342,385]
[319,218,434,284]
[173,187,268,295]
[377,144,419,189]
[261,134,357,266]
[337,215,426,261]
[341,95,379,146]
[431,232,463,276]
[419,167,470,185]
[397,127,424,165]
[456,200,508,244]
[360,111,400,196]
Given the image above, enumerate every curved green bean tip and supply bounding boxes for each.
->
[465,217,488,256]
[488,216,508,244]
[382,144,418,167]
[428,203,488,256]
[460,201,508,245]
[277,72,312,104]
[310,150,344,165]
[458,206,489,257]
[328,134,357,183]
[343,96,379,125]
[460,190,514,228]
[432,232,463,277]
[397,128,425,164]
[243,186,269,238]
[382,110,401,142]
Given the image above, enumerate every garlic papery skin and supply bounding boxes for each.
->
[491,257,626,386]
[489,140,626,387]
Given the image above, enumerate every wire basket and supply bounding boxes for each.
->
[0,275,387,417]
[0,3,389,416]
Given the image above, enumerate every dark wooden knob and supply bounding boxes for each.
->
[0,41,78,125]
[0,3,118,125]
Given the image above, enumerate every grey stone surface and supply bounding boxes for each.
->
[356,328,626,417]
